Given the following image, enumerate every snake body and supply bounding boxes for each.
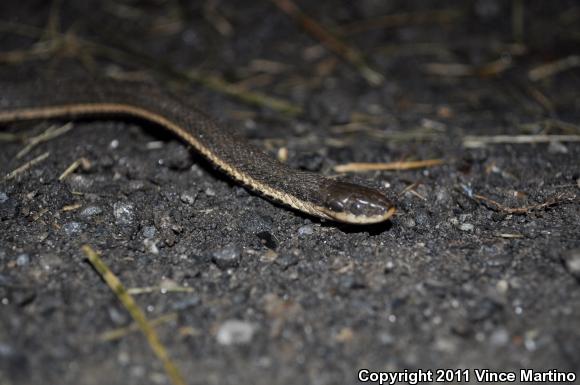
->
[0,79,395,224]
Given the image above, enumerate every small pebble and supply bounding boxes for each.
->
[204,187,216,197]
[113,202,135,225]
[524,330,538,351]
[156,214,174,231]
[41,254,63,271]
[66,175,94,192]
[434,337,457,354]
[190,164,204,177]
[401,217,416,228]
[0,192,8,204]
[143,239,159,255]
[16,254,30,266]
[142,226,157,239]
[127,180,145,192]
[180,191,197,205]
[216,320,256,345]
[414,211,430,227]
[562,248,580,279]
[489,328,509,347]
[80,206,103,218]
[62,221,82,236]
[458,213,471,222]
[378,332,394,345]
[383,260,395,274]
[496,280,509,294]
[435,187,452,205]
[298,225,314,236]
[212,244,241,269]
[459,223,474,232]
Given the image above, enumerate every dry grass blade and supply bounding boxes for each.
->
[82,245,187,385]
[334,159,444,173]
[4,152,51,180]
[0,43,59,64]
[496,233,524,239]
[339,9,463,35]
[62,203,82,212]
[425,57,511,77]
[127,286,194,295]
[330,124,441,142]
[529,55,580,81]
[58,157,91,181]
[0,133,22,142]
[17,122,74,159]
[99,313,178,342]
[463,134,580,148]
[187,70,302,115]
[270,0,383,86]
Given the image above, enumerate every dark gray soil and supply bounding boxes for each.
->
[1,1,579,384]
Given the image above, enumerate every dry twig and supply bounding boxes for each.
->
[398,182,426,200]
[471,192,576,214]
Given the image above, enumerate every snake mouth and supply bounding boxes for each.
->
[323,205,396,224]
[320,181,396,224]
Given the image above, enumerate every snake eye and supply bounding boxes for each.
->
[321,181,395,224]
[327,197,345,212]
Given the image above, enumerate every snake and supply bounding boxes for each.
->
[0,78,395,224]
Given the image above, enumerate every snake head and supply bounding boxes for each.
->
[320,181,396,224]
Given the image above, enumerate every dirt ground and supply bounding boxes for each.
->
[1,1,579,384]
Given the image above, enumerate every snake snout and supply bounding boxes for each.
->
[322,182,396,224]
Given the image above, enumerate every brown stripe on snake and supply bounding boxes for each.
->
[0,79,395,224]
